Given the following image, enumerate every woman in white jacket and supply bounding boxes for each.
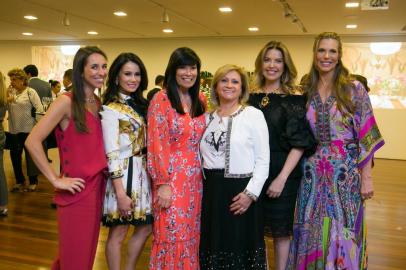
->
[199,64,270,270]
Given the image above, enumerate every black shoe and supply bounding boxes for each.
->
[0,209,8,217]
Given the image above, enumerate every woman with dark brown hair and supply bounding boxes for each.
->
[26,46,108,270]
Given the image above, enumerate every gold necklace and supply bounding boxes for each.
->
[259,87,280,108]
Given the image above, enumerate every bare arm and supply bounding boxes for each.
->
[267,148,304,198]
[25,95,84,193]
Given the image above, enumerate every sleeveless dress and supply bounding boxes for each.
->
[147,90,206,270]
[52,93,107,270]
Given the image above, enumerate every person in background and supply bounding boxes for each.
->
[6,68,43,192]
[23,64,52,103]
[101,52,153,270]
[61,68,73,93]
[286,32,385,270]
[147,47,206,269]
[50,80,62,99]
[199,64,270,270]
[248,41,316,270]
[0,71,8,217]
[25,46,108,270]
[146,74,164,101]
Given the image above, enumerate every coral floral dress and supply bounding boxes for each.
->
[147,90,206,270]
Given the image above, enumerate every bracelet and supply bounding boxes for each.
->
[243,189,258,202]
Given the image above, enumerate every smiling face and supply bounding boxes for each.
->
[175,64,197,92]
[117,61,141,95]
[82,53,108,91]
[315,38,339,75]
[10,76,25,91]
[262,48,284,83]
[216,70,242,105]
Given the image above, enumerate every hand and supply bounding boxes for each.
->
[230,192,253,215]
[117,194,134,217]
[361,176,374,200]
[266,176,286,198]
[156,184,172,209]
[52,176,85,194]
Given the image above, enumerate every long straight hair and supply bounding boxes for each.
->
[0,72,6,107]
[103,52,149,118]
[164,47,205,118]
[305,32,354,114]
[254,40,297,94]
[72,46,107,133]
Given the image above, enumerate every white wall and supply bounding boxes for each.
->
[1,35,405,160]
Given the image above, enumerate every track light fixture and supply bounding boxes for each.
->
[277,0,307,33]
[62,11,70,26]
[161,9,169,23]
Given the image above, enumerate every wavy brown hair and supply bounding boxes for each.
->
[254,40,297,94]
[72,46,107,133]
[304,32,354,114]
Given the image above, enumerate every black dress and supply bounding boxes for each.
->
[248,93,316,237]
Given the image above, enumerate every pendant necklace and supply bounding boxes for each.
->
[260,87,280,108]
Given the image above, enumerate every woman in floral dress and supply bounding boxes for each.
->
[287,32,385,270]
[147,47,206,270]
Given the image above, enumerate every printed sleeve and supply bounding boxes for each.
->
[353,81,384,168]
[147,92,171,186]
[100,105,123,178]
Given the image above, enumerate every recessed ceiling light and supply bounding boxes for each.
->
[114,11,127,17]
[248,27,259,32]
[24,15,38,20]
[163,28,173,33]
[219,7,232,13]
[345,2,360,8]
[346,24,357,29]
[22,32,33,36]
[87,31,98,35]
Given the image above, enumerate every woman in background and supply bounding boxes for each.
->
[101,52,153,270]
[147,47,206,269]
[287,32,384,270]
[248,41,316,270]
[199,64,270,270]
[25,46,108,270]
[0,72,8,216]
[7,68,43,192]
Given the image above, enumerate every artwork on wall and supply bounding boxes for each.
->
[342,42,406,109]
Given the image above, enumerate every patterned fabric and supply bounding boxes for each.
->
[287,81,384,270]
[147,90,206,270]
[100,99,152,226]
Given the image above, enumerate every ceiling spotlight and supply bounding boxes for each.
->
[346,24,358,29]
[87,31,98,35]
[345,2,360,8]
[219,7,232,13]
[62,12,70,26]
[161,9,169,23]
[114,11,127,17]
[248,27,259,32]
[24,15,37,20]
[163,28,173,33]
[22,32,33,36]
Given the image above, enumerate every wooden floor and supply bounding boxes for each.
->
[0,149,405,269]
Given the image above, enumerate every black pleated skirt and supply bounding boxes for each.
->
[199,169,267,270]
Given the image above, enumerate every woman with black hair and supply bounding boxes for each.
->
[147,47,206,269]
[100,52,153,270]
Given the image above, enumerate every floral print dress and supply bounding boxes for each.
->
[147,90,206,270]
[287,81,384,270]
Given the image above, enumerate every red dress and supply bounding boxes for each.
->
[52,93,107,270]
[147,91,206,270]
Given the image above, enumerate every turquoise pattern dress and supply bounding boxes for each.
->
[287,81,384,270]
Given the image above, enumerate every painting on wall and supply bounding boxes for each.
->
[342,42,406,109]
[32,45,79,82]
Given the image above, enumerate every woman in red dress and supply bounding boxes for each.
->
[25,46,108,270]
[147,47,206,270]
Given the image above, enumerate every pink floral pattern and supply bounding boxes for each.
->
[147,90,206,270]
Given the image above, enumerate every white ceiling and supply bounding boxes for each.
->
[0,0,405,41]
